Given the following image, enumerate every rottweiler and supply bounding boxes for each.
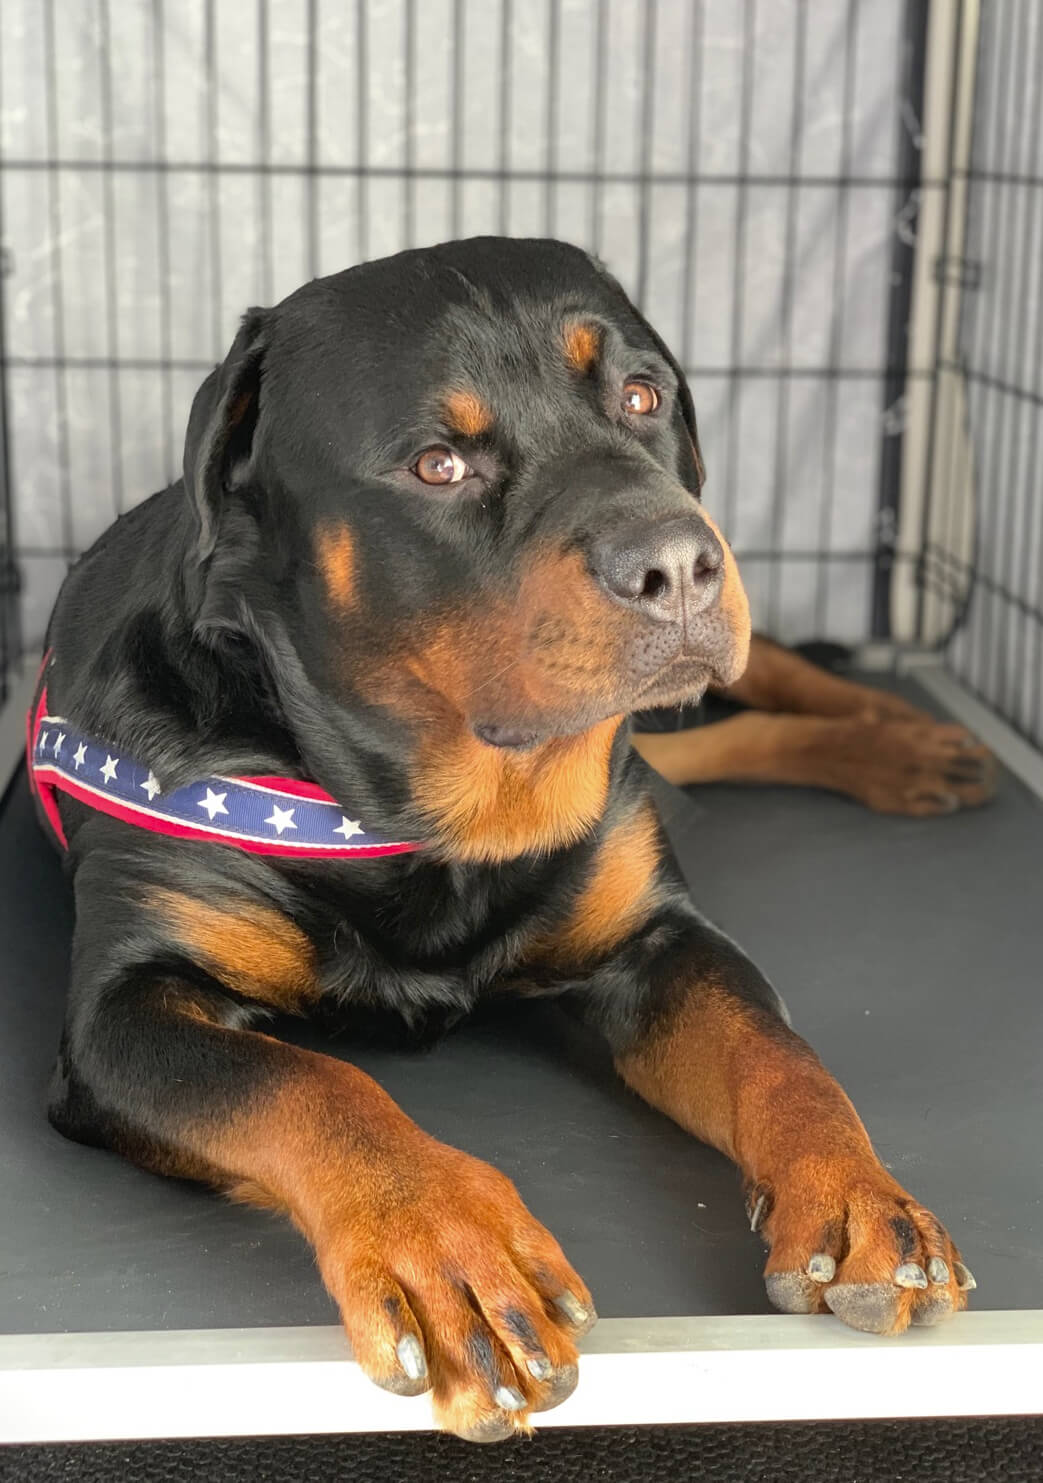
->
[30,238,975,1443]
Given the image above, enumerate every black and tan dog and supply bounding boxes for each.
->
[36,239,977,1442]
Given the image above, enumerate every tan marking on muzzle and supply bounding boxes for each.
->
[698,505,751,685]
[315,524,357,612]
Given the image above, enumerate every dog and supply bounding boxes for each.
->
[30,238,974,1443]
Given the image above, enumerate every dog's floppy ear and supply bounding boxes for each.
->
[183,308,269,560]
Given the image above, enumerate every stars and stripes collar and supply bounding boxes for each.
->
[26,658,421,861]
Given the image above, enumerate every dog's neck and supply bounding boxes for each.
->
[247,609,629,863]
[57,495,629,868]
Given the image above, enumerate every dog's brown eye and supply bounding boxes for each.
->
[413,447,471,485]
[622,380,660,416]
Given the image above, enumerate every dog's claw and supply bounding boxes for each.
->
[554,1291,596,1333]
[807,1253,836,1284]
[954,1261,977,1291]
[894,1262,929,1289]
[396,1333,427,1383]
[927,1257,950,1286]
[494,1385,526,1412]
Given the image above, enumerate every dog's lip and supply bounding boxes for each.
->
[630,655,715,704]
[473,722,543,751]
[471,659,716,747]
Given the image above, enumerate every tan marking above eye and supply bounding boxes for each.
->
[443,389,494,437]
[622,380,660,415]
[563,321,600,374]
[414,447,472,486]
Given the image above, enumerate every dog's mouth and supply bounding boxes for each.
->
[473,722,543,752]
[471,653,719,752]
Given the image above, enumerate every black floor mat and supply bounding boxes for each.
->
[5,1418,1043,1483]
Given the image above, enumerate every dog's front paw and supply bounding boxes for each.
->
[315,1140,594,1441]
[751,1157,974,1334]
[836,718,996,815]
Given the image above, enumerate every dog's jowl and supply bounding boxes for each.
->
[31,239,973,1442]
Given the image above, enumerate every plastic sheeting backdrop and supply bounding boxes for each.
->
[0,0,920,646]
[945,0,1043,747]
[0,0,1040,748]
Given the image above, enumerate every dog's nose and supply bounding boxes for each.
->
[590,515,724,623]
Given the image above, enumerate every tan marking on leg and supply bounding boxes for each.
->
[615,982,968,1334]
[719,634,923,717]
[631,711,996,814]
[148,889,319,1012]
[530,801,662,966]
[170,1028,591,1438]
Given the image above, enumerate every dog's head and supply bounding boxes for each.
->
[183,239,750,855]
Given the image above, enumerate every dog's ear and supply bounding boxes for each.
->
[183,308,269,560]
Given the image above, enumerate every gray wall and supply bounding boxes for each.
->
[1,0,910,650]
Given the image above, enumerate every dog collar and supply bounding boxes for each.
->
[26,666,421,861]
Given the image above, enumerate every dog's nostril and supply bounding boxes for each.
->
[641,568,668,600]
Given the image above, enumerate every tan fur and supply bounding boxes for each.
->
[562,321,600,374]
[148,889,320,1012]
[444,389,494,437]
[315,523,357,611]
[616,984,968,1333]
[531,802,662,965]
[698,504,752,686]
[413,716,623,865]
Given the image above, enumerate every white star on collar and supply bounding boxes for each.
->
[141,771,161,801]
[265,804,297,835]
[334,816,364,841]
[72,742,88,770]
[99,754,119,785]
[197,787,228,821]
[53,731,66,756]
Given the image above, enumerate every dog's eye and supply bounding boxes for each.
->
[622,380,660,416]
[413,447,472,486]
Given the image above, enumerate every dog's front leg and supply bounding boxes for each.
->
[52,881,592,1442]
[576,917,975,1333]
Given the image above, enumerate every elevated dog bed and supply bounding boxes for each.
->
[1,676,1041,1444]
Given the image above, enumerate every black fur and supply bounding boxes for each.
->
[39,238,780,1168]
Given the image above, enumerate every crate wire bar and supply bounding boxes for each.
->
[0,0,1039,748]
